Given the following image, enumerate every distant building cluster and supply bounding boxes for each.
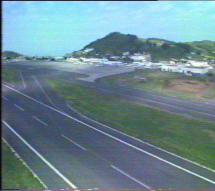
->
[66,52,214,76]
[66,52,151,66]
[2,51,214,77]
[160,59,213,76]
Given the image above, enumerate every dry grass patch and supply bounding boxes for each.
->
[167,79,213,95]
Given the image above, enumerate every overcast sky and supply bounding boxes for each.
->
[3,1,215,56]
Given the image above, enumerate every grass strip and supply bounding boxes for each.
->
[48,79,215,169]
[1,141,44,189]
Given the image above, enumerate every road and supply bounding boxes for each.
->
[94,80,215,123]
[2,61,215,190]
[4,62,215,123]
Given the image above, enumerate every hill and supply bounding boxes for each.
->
[187,40,215,60]
[2,51,23,59]
[71,32,215,61]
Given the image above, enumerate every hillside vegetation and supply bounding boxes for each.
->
[187,40,215,59]
[2,51,23,59]
[71,32,215,61]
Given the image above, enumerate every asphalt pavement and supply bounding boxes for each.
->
[2,61,215,190]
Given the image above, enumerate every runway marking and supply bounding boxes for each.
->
[67,103,83,116]
[2,96,8,101]
[131,95,215,118]
[3,84,215,185]
[14,104,25,111]
[74,110,215,173]
[111,165,152,190]
[99,87,215,118]
[32,116,48,127]
[32,76,56,107]
[3,81,15,87]
[61,134,87,151]
[2,138,48,189]
[2,120,77,189]
[20,71,26,89]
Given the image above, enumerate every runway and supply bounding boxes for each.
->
[2,61,215,190]
[4,62,215,123]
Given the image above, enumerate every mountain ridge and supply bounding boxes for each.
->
[2,51,23,58]
[71,32,215,61]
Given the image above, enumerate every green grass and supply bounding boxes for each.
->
[99,69,215,100]
[48,80,215,169]
[2,68,20,84]
[1,141,44,189]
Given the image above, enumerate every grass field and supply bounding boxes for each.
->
[99,69,215,100]
[2,68,20,84]
[1,141,44,189]
[48,79,215,169]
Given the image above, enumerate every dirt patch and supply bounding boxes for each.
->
[203,129,215,141]
[167,79,212,95]
[117,79,128,85]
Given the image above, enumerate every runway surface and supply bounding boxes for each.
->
[4,61,215,123]
[2,61,215,190]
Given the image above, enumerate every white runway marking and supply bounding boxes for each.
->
[20,71,26,89]
[99,87,215,118]
[111,165,152,190]
[67,103,83,116]
[61,134,87,151]
[14,104,25,111]
[32,76,56,107]
[3,81,15,87]
[2,138,48,189]
[72,109,215,173]
[3,84,215,185]
[32,116,48,126]
[2,96,8,101]
[2,120,77,189]
[138,96,215,118]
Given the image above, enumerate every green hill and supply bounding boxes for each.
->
[2,51,23,59]
[187,40,215,60]
[71,32,215,61]
[83,32,143,56]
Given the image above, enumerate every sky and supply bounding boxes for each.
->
[3,1,215,56]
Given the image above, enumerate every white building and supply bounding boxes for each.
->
[161,63,213,76]
[150,62,164,69]
[132,62,145,66]
[79,57,112,65]
[83,48,94,53]
[103,60,123,65]
[80,57,100,63]
[66,57,80,62]
[169,60,176,65]
[109,56,121,60]
[144,62,154,69]
[187,60,210,67]
[130,53,151,62]
[122,52,130,56]
[54,56,64,60]
[181,66,212,76]
[161,65,182,73]
[13,56,27,61]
